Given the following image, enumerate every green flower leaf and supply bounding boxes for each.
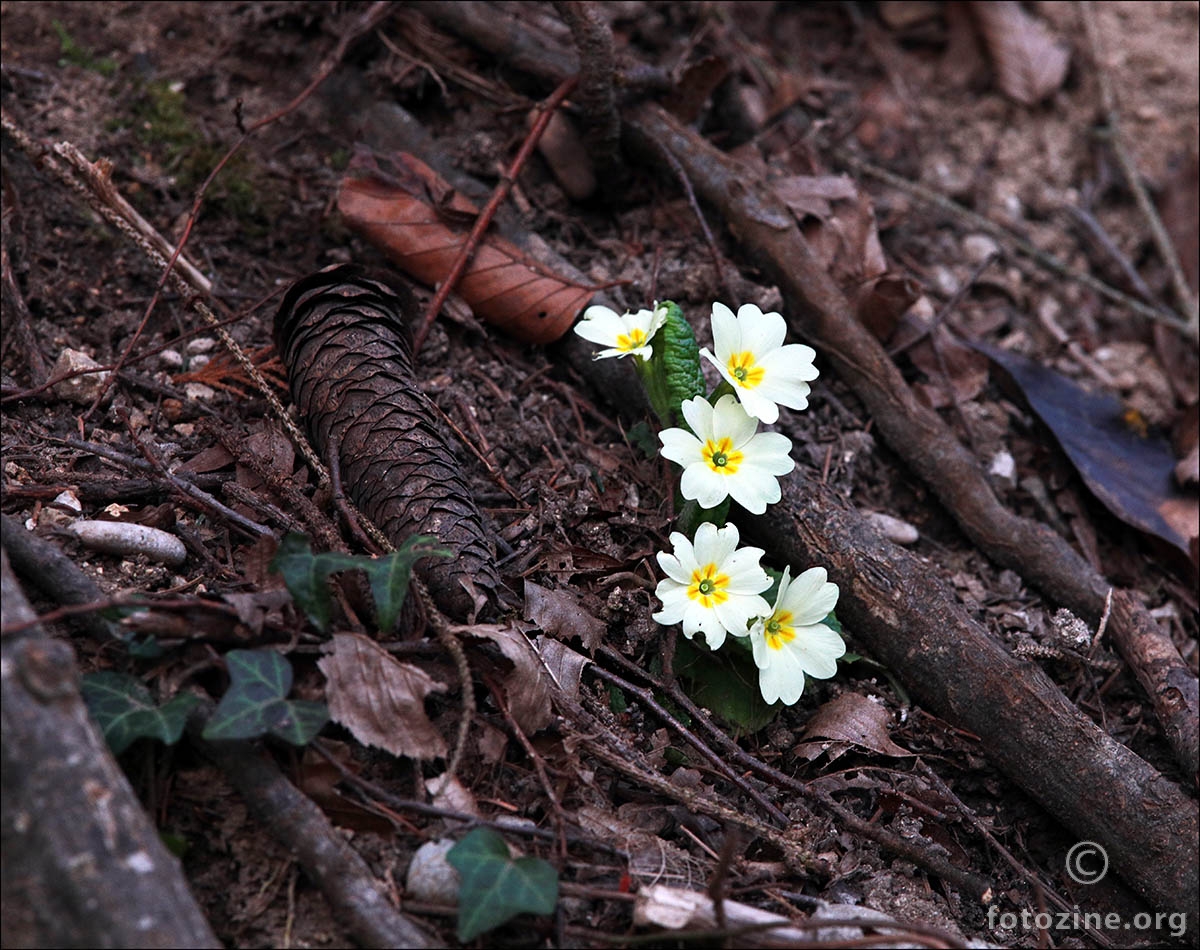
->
[641,301,706,426]
[675,636,779,735]
[446,827,559,941]
[202,649,328,745]
[271,532,445,634]
[358,535,450,633]
[81,671,199,755]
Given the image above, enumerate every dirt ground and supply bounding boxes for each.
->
[2,2,1197,948]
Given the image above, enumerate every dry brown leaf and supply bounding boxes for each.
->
[524,579,607,652]
[777,177,889,290]
[318,633,448,760]
[794,692,912,760]
[772,174,859,220]
[462,621,554,732]
[534,635,589,704]
[338,151,596,344]
[532,110,595,201]
[971,0,1069,105]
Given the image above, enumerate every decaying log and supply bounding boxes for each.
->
[745,476,1198,928]
[0,549,220,949]
[274,264,500,619]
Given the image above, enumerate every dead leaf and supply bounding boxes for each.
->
[298,744,395,834]
[908,325,991,407]
[663,55,731,125]
[976,341,1200,562]
[773,174,859,220]
[236,421,295,490]
[795,692,912,759]
[178,443,234,474]
[318,633,448,760]
[524,579,607,652]
[462,621,554,732]
[970,0,1069,105]
[339,151,596,344]
[777,178,889,290]
[535,635,589,704]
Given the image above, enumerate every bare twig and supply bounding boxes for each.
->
[411,73,580,354]
[589,662,791,827]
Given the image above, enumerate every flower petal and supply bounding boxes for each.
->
[679,395,716,441]
[735,304,787,355]
[659,427,703,467]
[709,302,740,357]
[782,567,839,626]
[679,464,729,509]
[757,647,807,705]
[783,623,846,679]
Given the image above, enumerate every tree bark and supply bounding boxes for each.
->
[1,549,220,949]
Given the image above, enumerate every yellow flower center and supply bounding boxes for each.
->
[616,327,648,352]
[687,563,730,608]
[702,437,743,474]
[764,612,795,651]
[727,351,765,388]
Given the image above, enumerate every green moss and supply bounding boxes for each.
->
[52,20,118,76]
[129,81,280,236]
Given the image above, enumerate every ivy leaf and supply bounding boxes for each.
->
[202,649,329,745]
[446,827,558,941]
[81,671,199,755]
[269,533,359,632]
[358,535,450,633]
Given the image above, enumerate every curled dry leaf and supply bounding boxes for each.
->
[338,151,596,344]
[970,0,1069,105]
[461,621,554,733]
[274,264,500,619]
[523,579,607,652]
[794,692,912,761]
[318,633,448,760]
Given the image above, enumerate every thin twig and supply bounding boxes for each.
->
[58,437,271,538]
[589,663,791,827]
[485,671,570,861]
[411,74,580,354]
[1080,0,1199,339]
[656,143,737,305]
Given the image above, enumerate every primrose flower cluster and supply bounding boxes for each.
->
[575,301,845,706]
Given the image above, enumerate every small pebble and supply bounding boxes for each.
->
[863,511,919,545]
[405,839,460,905]
[963,234,1000,264]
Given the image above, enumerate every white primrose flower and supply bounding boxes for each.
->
[658,395,795,515]
[573,303,667,361]
[750,567,844,705]
[700,302,819,424]
[653,522,771,651]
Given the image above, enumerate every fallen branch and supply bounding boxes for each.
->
[1,549,220,949]
[187,701,433,949]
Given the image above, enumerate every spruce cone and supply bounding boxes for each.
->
[274,264,499,619]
